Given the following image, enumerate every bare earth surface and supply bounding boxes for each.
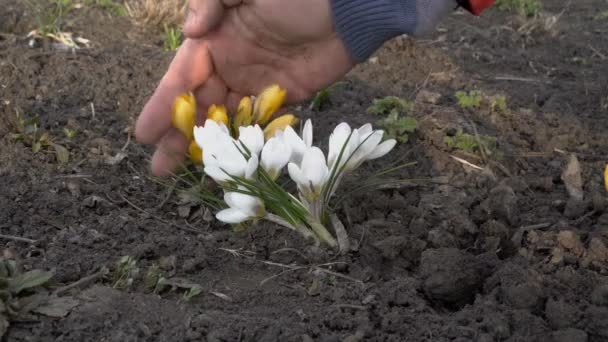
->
[1,0,608,341]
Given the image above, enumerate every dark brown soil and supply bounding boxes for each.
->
[2,0,608,341]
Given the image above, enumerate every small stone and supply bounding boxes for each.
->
[551,328,588,342]
[561,154,584,200]
[420,248,497,305]
[584,306,608,339]
[582,238,608,268]
[159,255,177,271]
[564,198,588,219]
[545,298,579,329]
[416,90,442,104]
[592,194,607,212]
[529,177,554,192]
[428,228,457,248]
[308,279,321,296]
[557,230,585,256]
[487,184,519,226]
[591,284,608,306]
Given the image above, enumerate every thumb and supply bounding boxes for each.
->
[184,0,225,37]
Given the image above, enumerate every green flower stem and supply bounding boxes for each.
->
[264,213,317,243]
[307,219,338,248]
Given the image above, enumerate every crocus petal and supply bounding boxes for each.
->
[261,136,292,178]
[328,123,352,168]
[245,154,259,179]
[287,163,305,186]
[204,165,230,183]
[301,147,328,189]
[216,208,252,224]
[303,119,313,147]
[283,126,307,165]
[357,123,373,138]
[238,125,264,156]
[224,191,264,217]
[366,139,397,160]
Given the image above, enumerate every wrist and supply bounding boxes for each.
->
[330,0,458,62]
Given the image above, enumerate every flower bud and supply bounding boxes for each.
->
[263,114,299,140]
[189,140,203,165]
[207,104,229,126]
[252,84,286,125]
[233,96,253,133]
[171,92,196,141]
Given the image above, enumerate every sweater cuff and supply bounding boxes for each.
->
[330,0,418,62]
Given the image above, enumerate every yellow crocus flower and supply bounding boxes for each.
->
[604,164,608,192]
[171,92,196,141]
[189,140,203,165]
[252,84,286,126]
[207,104,229,126]
[263,114,299,140]
[233,96,253,134]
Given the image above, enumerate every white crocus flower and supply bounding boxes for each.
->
[279,119,313,165]
[345,127,396,171]
[327,123,360,171]
[195,120,259,183]
[238,125,264,156]
[261,136,292,180]
[287,146,329,201]
[216,190,265,224]
[327,122,397,172]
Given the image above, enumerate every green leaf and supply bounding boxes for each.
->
[8,270,53,294]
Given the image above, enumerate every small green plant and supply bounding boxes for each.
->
[309,81,348,111]
[83,0,128,16]
[445,130,501,159]
[63,128,77,139]
[367,96,413,116]
[163,24,182,51]
[0,258,54,338]
[490,95,508,113]
[10,110,70,163]
[495,0,542,17]
[368,96,417,143]
[455,90,483,109]
[26,0,74,35]
[376,112,418,143]
[595,11,608,20]
[113,256,140,289]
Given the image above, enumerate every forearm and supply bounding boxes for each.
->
[330,0,457,62]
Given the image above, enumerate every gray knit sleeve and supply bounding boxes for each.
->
[330,0,457,62]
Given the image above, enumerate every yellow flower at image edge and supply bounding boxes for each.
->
[171,92,196,141]
[604,164,608,192]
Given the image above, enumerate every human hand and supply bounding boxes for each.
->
[135,0,356,177]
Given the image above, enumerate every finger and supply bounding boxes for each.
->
[225,91,245,114]
[150,128,190,177]
[135,38,212,145]
[193,74,228,125]
[184,0,225,38]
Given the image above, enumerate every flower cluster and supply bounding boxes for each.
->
[193,118,396,248]
[170,84,299,165]
[170,85,397,249]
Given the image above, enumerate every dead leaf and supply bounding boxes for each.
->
[51,143,70,164]
[561,154,583,200]
[104,152,127,166]
[32,296,79,318]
